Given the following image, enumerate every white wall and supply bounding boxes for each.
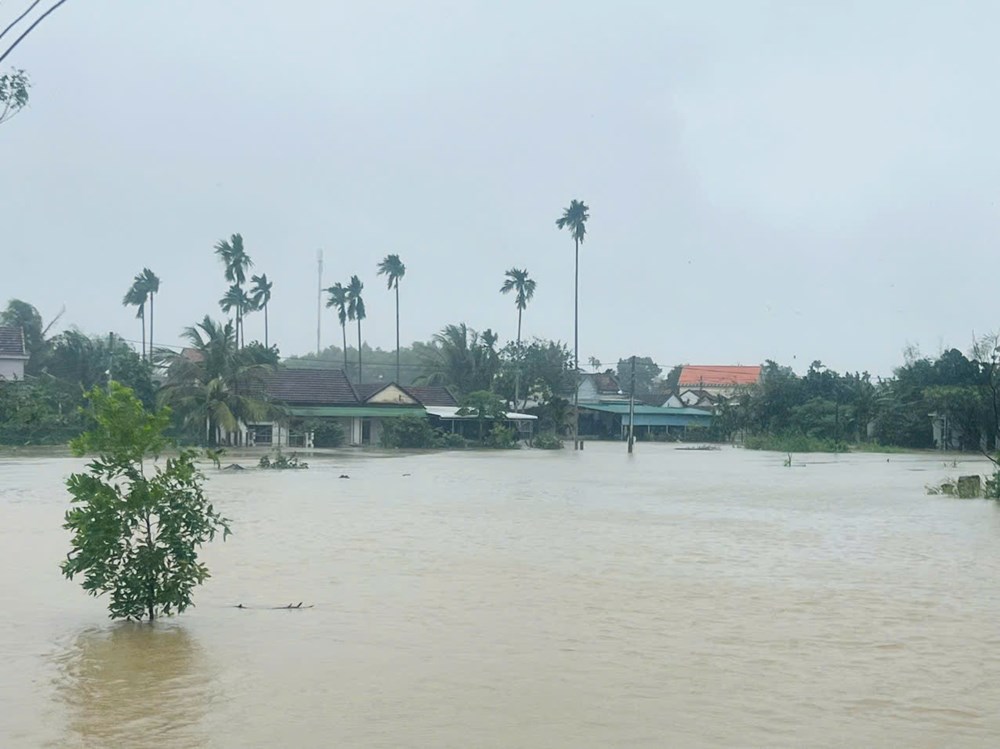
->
[0,358,25,380]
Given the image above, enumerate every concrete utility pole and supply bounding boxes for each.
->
[628,355,636,454]
[107,332,114,391]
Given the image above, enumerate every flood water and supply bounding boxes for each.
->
[2,444,1000,748]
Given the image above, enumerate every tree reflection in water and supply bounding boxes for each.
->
[53,623,214,749]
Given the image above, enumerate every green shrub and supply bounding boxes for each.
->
[381,415,439,448]
[743,433,848,453]
[532,432,563,450]
[310,420,345,448]
[436,432,467,449]
[485,424,518,449]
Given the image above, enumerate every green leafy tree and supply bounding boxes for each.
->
[556,199,590,447]
[249,273,273,349]
[416,323,501,395]
[458,390,507,443]
[61,383,231,621]
[616,356,662,395]
[346,275,366,383]
[377,254,406,383]
[325,282,349,374]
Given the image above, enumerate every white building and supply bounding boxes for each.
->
[0,326,28,380]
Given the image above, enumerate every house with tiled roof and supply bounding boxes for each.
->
[0,326,29,380]
[576,370,627,404]
[676,365,761,398]
[248,365,461,447]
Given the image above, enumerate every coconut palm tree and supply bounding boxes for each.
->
[219,285,251,349]
[377,254,406,383]
[556,199,590,448]
[140,268,160,359]
[122,274,148,359]
[346,275,366,383]
[500,267,536,410]
[158,316,277,446]
[250,273,273,349]
[325,282,349,374]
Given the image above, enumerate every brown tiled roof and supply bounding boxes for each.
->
[678,365,761,387]
[0,326,27,358]
[264,367,357,405]
[405,386,458,407]
[583,371,621,393]
[356,382,458,408]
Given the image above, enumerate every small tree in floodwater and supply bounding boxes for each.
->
[61,383,231,621]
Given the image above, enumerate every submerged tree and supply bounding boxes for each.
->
[61,383,231,621]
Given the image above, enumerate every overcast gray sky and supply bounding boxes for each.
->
[3,1,997,377]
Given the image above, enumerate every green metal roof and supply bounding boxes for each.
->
[580,404,712,417]
[287,405,426,418]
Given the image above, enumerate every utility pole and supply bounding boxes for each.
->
[628,354,636,454]
[316,249,323,355]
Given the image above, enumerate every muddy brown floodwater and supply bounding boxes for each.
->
[2,444,1000,748]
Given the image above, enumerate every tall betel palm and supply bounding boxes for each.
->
[250,274,273,349]
[140,268,160,359]
[122,273,148,359]
[501,267,536,410]
[219,285,251,349]
[214,233,254,348]
[377,254,406,383]
[325,282,350,374]
[556,199,590,449]
[346,275,366,384]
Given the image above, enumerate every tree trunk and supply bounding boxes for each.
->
[144,512,156,620]
[341,323,348,376]
[573,236,579,449]
[149,293,154,362]
[357,320,363,384]
[515,308,522,411]
[395,283,400,383]
[264,303,269,349]
[139,304,146,361]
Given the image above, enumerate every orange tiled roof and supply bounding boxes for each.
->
[678,365,761,387]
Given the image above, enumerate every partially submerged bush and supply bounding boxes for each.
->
[259,449,308,470]
[533,432,563,450]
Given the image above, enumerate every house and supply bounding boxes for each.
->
[0,326,29,380]
[677,365,761,398]
[576,370,626,404]
[578,403,712,440]
[246,365,486,447]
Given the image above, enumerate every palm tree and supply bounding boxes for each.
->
[122,274,148,359]
[250,273,273,349]
[556,199,590,449]
[415,323,501,395]
[214,233,254,348]
[140,268,160,359]
[377,254,406,383]
[325,282,349,374]
[346,275,366,383]
[158,316,278,445]
[500,267,536,411]
[219,285,251,349]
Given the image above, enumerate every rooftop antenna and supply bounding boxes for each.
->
[316,248,323,355]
